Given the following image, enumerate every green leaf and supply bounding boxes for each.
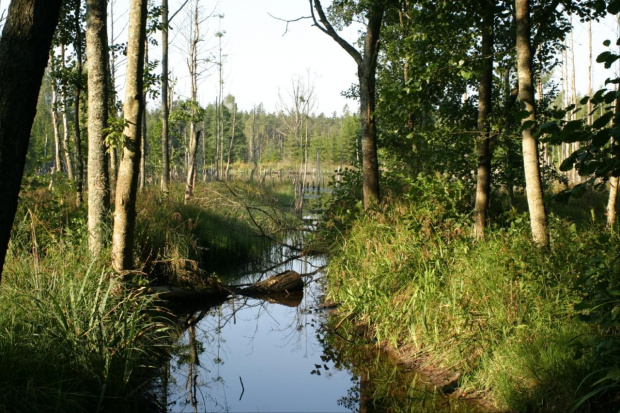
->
[592,130,612,147]
[592,112,613,129]
[560,157,575,172]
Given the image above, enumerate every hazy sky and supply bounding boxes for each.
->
[111,0,360,115]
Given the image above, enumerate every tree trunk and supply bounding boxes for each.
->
[59,44,75,181]
[184,128,200,203]
[608,177,619,227]
[160,0,171,192]
[184,0,200,202]
[0,0,63,280]
[310,0,384,207]
[225,105,236,181]
[51,84,63,173]
[140,41,148,192]
[569,18,579,184]
[108,0,118,196]
[473,1,494,240]
[111,0,148,272]
[358,3,383,208]
[515,0,549,247]
[74,4,84,207]
[86,0,111,256]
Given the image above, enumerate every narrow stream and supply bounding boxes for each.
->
[158,222,483,412]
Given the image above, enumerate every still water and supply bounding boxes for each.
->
[160,235,482,412]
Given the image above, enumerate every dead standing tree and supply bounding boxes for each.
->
[177,0,212,203]
[278,75,315,214]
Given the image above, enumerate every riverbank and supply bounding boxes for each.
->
[0,178,297,412]
[319,175,620,412]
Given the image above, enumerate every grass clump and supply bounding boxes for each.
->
[135,181,297,278]
[0,204,172,412]
[322,173,620,411]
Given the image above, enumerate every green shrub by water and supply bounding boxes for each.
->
[322,174,620,411]
[0,207,171,412]
[0,178,300,412]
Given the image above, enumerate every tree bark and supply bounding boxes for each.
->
[515,0,549,247]
[161,0,170,192]
[184,0,201,202]
[140,40,148,192]
[609,177,619,227]
[358,3,383,208]
[74,3,84,207]
[0,0,63,281]
[51,84,63,174]
[86,0,111,256]
[225,104,236,181]
[310,0,383,208]
[473,1,494,240]
[59,44,75,181]
[111,0,147,271]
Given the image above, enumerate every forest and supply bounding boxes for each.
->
[0,0,620,411]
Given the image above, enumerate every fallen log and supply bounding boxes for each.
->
[147,270,305,307]
[233,270,304,296]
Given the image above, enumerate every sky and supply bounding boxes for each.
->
[2,1,619,115]
[112,0,360,116]
[108,0,620,116]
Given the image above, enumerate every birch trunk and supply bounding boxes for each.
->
[225,105,236,181]
[74,5,84,206]
[51,85,63,173]
[86,0,111,256]
[111,0,147,271]
[516,0,549,247]
[160,0,171,192]
[60,44,75,181]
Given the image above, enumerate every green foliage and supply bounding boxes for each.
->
[104,116,129,151]
[322,184,620,411]
[570,252,620,411]
[1,195,172,412]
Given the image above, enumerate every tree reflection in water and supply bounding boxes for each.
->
[157,235,483,412]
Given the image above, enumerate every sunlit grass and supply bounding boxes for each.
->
[322,176,620,411]
[0,206,172,412]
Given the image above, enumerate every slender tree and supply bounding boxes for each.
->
[50,82,63,174]
[161,0,171,192]
[74,0,85,206]
[86,0,111,256]
[0,0,63,280]
[59,44,75,181]
[473,0,495,240]
[515,0,549,247]
[183,0,203,203]
[111,0,148,271]
[310,0,384,208]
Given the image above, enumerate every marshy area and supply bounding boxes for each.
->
[0,175,619,413]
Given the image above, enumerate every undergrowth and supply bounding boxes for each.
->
[1,183,172,412]
[322,173,620,411]
[136,181,297,278]
[0,177,298,412]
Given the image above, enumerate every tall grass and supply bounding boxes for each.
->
[322,174,620,411]
[0,181,172,412]
[135,181,297,278]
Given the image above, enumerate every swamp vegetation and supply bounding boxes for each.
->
[2,0,620,412]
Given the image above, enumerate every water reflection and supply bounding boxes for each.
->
[159,239,485,412]
[164,274,353,412]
